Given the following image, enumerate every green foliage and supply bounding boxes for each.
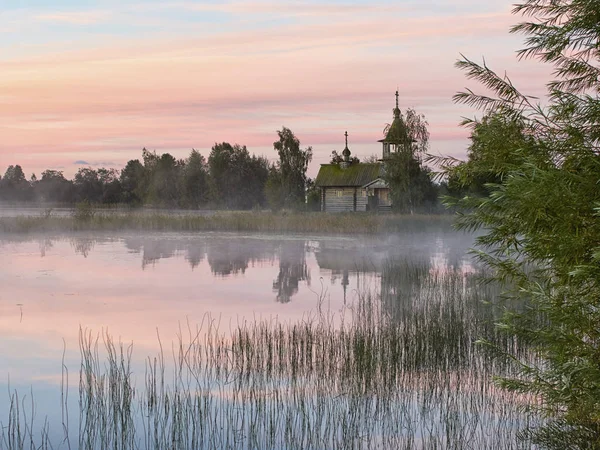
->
[120,159,145,205]
[38,170,73,203]
[305,178,321,211]
[148,153,182,206]
[208,142,239,207]
[383,151,437,213]
[72,200,95,222]
[362,154,380,163]
[97,168,122,204]
[273,127,312,209]
[330,150,359,165]
[265,164,284,211]
[0,164,33,202]
[180,149,209,208]
[434,0,600,445]
[74,168,103,203]
[384,108,430,156]
[381,108,437,213]
[134,149,183,207]
[3,164,26,184]
[1,144,274,209]
[208,142,269,209]
[121,149,205,208]
[72,167,123,204]
[445,114,537,196]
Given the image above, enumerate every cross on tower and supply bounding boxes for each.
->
[395,90,399,109]
[344,131,348,148]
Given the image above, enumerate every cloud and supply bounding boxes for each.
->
[166,1,401,17]
[0,0,551,176]
[73,160,117,167]
[34,11,113,25]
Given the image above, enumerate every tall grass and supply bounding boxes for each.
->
[0,211,453,235]
[0,261,539,449]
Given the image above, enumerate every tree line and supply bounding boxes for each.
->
[0,127,314,210]
[2,123,445,213]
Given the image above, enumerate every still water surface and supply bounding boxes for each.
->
[0,227,533,448]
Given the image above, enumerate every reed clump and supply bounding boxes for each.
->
[0,211,453,235]
[1,262,540,449]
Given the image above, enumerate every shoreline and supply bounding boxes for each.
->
[0,211,455,235]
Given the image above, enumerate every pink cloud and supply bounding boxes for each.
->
[0,4,552,175]
[34,10,113,25]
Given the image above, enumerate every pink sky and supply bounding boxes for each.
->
[0,1,552,178]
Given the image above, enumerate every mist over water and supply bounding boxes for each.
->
[0,227,535,448]
[0,230,472,350]
[0,205,220,218]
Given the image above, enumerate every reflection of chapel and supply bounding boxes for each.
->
[314,91,409,212]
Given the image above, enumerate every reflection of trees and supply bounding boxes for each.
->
[123,235,283,276]
[315,245,383,303]
[123,237,205,269]
[124,236,177,268]
[342,233,477,319]
[272,241,310,303]
[123,237,142,253]
[186,243,205,269]
[38,238,53,257]
[70,237,96,258]
[120,236,311,301]
[207,241,248,276]
[314,235,475,309]
[207,239,277,277]
[380,259,433,318]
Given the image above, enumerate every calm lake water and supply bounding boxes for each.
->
[0,226,536,449]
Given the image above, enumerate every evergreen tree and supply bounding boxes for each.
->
[0,165,32,202]
[120,159,145,205]
[181,149,209,208]
[208,143,269,209]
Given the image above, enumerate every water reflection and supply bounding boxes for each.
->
[122,236,313,302]
[124,236,193,269]
[0,232,478,303]
[272,241,310,303]
[38,238,53,257]
[1,231,476,304]
[70,237,96,258]
[206,239,275,277]
[2,229,520,448]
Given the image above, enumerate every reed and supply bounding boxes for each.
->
[0,211,453,235]
[0,261,540,449]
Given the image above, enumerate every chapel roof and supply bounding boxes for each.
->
[314,163,383,187]
[378,90,409,144]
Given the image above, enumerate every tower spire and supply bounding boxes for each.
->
[342,131,351,163]
[394,90,400,119]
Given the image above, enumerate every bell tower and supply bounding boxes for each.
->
[378,90,408,160]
